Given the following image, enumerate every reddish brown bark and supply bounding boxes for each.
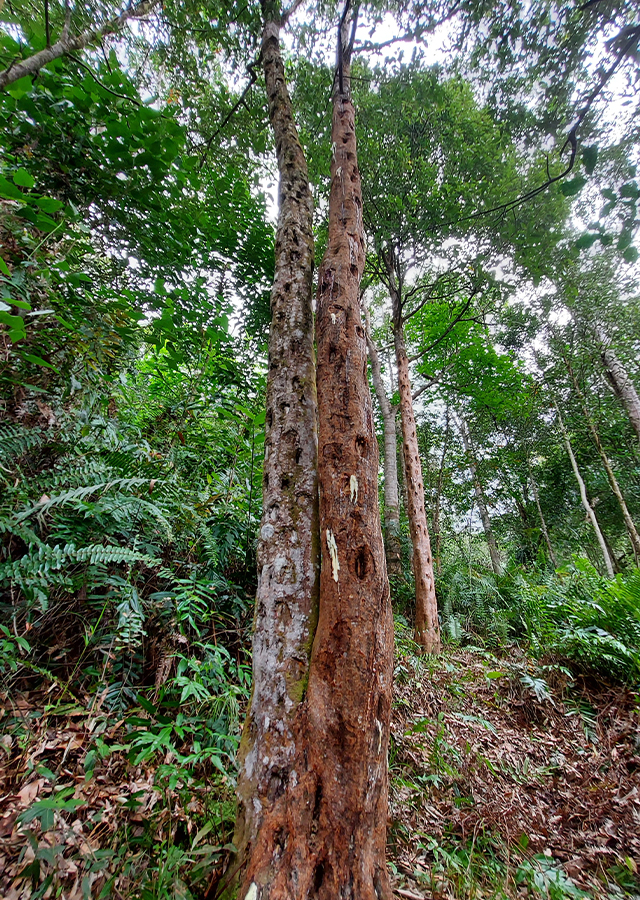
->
[387,251,440,653]
[228,9,393,900]
[308,19,394,895]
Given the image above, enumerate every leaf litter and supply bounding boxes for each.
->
[0,647,638,899]
[389,648,640,899]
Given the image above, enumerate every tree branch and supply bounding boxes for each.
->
[0,0,160,90]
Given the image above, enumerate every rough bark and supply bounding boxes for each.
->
[308,20,394,895]
[528,462,557,568]
[595,324,640,445]
[553,400,615,578]
[365,307,403,577]
[457,416,502,576]
[231,10,394,900]
[231,9,319,891]
[387,252,440,653]
[564,355,640,564]
[0,0,159,90]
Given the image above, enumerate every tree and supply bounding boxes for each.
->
[229,4,393,897]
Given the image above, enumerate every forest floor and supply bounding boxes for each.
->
[0,643,639,899]
[390,644,640,900]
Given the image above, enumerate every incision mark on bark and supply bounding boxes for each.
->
[350,474,358,503]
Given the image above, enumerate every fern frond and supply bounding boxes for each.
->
[0,424,48,464]
[15,478,155,522]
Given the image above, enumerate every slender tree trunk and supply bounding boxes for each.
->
[231,10,319,892]
[564,355,640,564]
[365,306,403,577]
[232,10,394,899]
[595,324,640,445]
[432,411,451,576]
[387,251,440,653]
[457,416,501,576]
[553,399,615,578]
[528,461,557,567]
[0,0,160,90]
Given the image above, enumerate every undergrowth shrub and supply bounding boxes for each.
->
[515,557,640,682]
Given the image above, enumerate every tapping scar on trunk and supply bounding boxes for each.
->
[350,474,358,503]
[244,883,258,900]
[326,529,340,581]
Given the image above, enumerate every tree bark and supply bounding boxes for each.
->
[432,411,451,576]
[231,9,394,899]
[231,8,319,890]
[365,306,403,577]
[457,416,502,576]
[528,461,557,568]
[553,399,615,578]
[307,15,394,893]
[564,354,640,565]
[0,0,160,90]
[595,324,640,446]
[387,251,441,653]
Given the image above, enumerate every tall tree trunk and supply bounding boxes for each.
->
[365,306,403,577]
[231,8,319,892]
[457,416,501,576]
[553,399,615,578]
[432,411,451,576]
[564,354,640,564]
[310,9,393,895]
[594,324,640,446]
[528,461,557,567]
[387,250,441,653]
[232,9,394,899]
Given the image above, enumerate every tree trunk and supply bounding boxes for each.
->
[387,251,441,653]
[564,354,640,565]
[553,399,615,578]
[365,306,403,577]
[432,411,451,576]
[457,416,502,576]
[232,10,394,899]
[231,9,319,892]
[0,0,160,90]
[528,461,557,567]
[595,324,640,446]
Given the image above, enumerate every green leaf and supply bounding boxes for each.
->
[601,188,617,202]
[575,233,599,251]
[485,670,505,679]
[21,353,59,372]
[560,176,587,197]
[622,246,639,264]
[13,168,35,188]
[0,175,23,200]
[619,182,640,200]
[35,197,64,214]
[581,145,598,175]
[0,257,10,276]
